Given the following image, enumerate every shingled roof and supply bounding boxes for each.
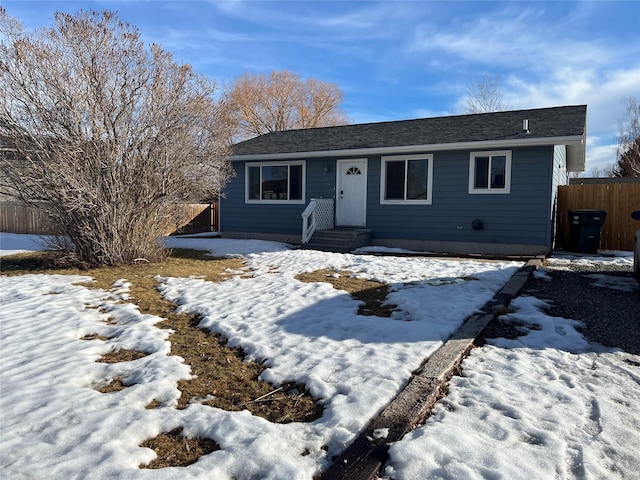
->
[230,105,587,160]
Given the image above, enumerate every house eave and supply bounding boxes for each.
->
[229,135,586,163]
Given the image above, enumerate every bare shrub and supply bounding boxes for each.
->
[0,9,233,265]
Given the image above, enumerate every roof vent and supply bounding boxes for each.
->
[522,119,530,134]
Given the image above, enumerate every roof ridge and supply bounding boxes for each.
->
[231,104,587,159]
[237,104,587,140]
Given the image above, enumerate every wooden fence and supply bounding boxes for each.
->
[0,201,219,236]
[0,202,55,234]
[557,183,640,251]
[172,203,219,234]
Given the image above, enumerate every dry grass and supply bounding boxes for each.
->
[98,349,150,363]
[139,427,219,469]
[1,246,324,467]
[158,307,322,423]
[0,248,243,288]
[80,333,111,341]
[1,248,322,420]
[296,268,396,317]
[95,377,128,394]
[145,399,162,410]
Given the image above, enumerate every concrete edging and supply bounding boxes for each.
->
[320,259,541,480]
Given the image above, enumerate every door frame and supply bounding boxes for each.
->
[336,158,367,227]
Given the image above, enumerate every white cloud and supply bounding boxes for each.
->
[408,2,638,127]
[498,67,638,176]
[209,0,411,41]
[585,138,617,175]
[4,0,637,174]
[503,67,639,138]
[408,4,628,75]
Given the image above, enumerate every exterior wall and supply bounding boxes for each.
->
[221,145,556,252]
[367,146,554,248]
[370,238,549,256]
[221,157,336,236]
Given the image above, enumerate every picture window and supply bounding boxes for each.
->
[246,161,305,203]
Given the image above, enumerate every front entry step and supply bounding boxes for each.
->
[302,228,372,253]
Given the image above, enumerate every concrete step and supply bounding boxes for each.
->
[302,228,372,253]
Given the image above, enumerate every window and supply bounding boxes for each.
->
[469,151,511,194]
[380,154,433,204]
[245,161,305,203]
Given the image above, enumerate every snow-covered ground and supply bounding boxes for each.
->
[385,256,640,480]
[1,233,638,479]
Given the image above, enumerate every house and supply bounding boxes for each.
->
[220,105,587,256]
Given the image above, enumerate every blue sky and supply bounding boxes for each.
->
[3,0,639,174]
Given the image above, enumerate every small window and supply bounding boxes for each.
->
[469,151,511,194]
[380,154,433,205]
[245,161,305,203]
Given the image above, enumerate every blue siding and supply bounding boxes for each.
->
[367,147,554,246]
[307,157,337,199]
[222,146,556,247]
[221,159,336,235]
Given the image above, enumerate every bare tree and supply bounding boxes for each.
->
[0,9,232,266]
[588,164,616,178]
[613,96,640,177]
[222,70,349,141]
[461,74,510,114]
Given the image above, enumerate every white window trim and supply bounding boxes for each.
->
[380,154,433,205]
[468,150,512,194]
[245,160,306,204]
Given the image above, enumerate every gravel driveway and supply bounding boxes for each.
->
[520,256,640,355]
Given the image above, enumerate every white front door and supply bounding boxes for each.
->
[336,159,367,227]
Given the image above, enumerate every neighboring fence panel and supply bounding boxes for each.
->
[0,202,55,235]
[557,183,640,251]
[172,203,219,235]
[1,201,219,236]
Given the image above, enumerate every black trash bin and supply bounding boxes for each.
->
[567,209,607,254]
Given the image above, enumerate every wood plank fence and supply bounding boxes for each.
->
[557,183,640,251]
[172,203,219,234]
[0,201,219,236]
[0,202,55,235]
